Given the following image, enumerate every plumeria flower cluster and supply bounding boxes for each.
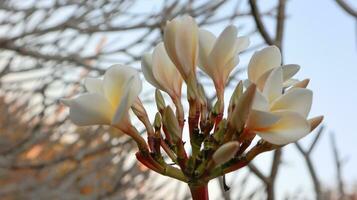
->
[62,15,323,200]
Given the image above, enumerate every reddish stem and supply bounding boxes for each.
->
[189,184,209,200]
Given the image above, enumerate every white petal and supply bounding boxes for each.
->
[252,90,270,111]
[103,65,138,106]
[256,64,300,89]
[198,29,216,74]
[283,78,300,87]
[282,64,300,81]
[248,46,282,83]
[164,19,180,70]
[141,53,163,90]
[235,36,250,53]
[112,74,142,125]
[222,55,239,84]
[152,43,182,96]
[209,25,238,71]
[247,110,280,130]
[84,77,103,94]
[256,111,311,145]
[61,93,113,126]
[292,79,310,89]
[263,67,283,102]
[174,16,198,77]
[271,88,313,117]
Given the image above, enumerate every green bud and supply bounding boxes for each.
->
[155,89,166,112]
[213,119,227,142]
[162,106,181,142]
[228,81,243,115]
[187,75,198,101]
[212,141,240,166]
[197,84,207,105]
[154,112,162,130]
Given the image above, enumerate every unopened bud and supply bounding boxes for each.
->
[229,84,256,131]
[228,81,243,114]
[213,119,227,142]
[197,84,207,105]
[154,112,162,130]
[187,75,197,101]
[162,106,181,141]
[155,89,166,111]
[293,79,310,88]
[131,98,147,118]
[308,115,324,131]
[212,141,240,166]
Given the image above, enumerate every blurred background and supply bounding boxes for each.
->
[0,0,356,199]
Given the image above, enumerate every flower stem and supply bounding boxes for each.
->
[189,184,209,200]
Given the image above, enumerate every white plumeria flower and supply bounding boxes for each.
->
[246,67,314,145]
[141,42,183,99]
[61,65,142,130]
[198,25,249,92]
[245,46,300,90]
[163,15,198,81]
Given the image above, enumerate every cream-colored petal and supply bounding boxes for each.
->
[152,43,182,97]
[263,67,283,102]
[209,25,238,71]
[61,93,113,126]
[283,78,300,87]
[257,65,300,89]
[103,65,138,106]
[292,79,310,88]
[252,90,270,111]
[256,111,311,145]
[112,74,142,125]
[271,88,313,117]
[247,110,280,130]
[174,16,198,77]
[164,19,180,70]
[248,46,282,83]
[235,36,250,53]
[308,115,324,131]
[221,55,239,85]
[141,53,163,90]
[198,29,216,74]
[282,64,300,81]
[84,77,103,94]
[256,68,273,91]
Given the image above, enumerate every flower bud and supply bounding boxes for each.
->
[308,115,324,131]
[162,106,182,141]
[213,119,227,142]
[154,112,162,130]
[187,76,198,101]
[155,89,166,112]
[131,98,147,118]
[228,81,243,115]
[212,141,240,166]
[229,84,256,132]
[197,84,207,105]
